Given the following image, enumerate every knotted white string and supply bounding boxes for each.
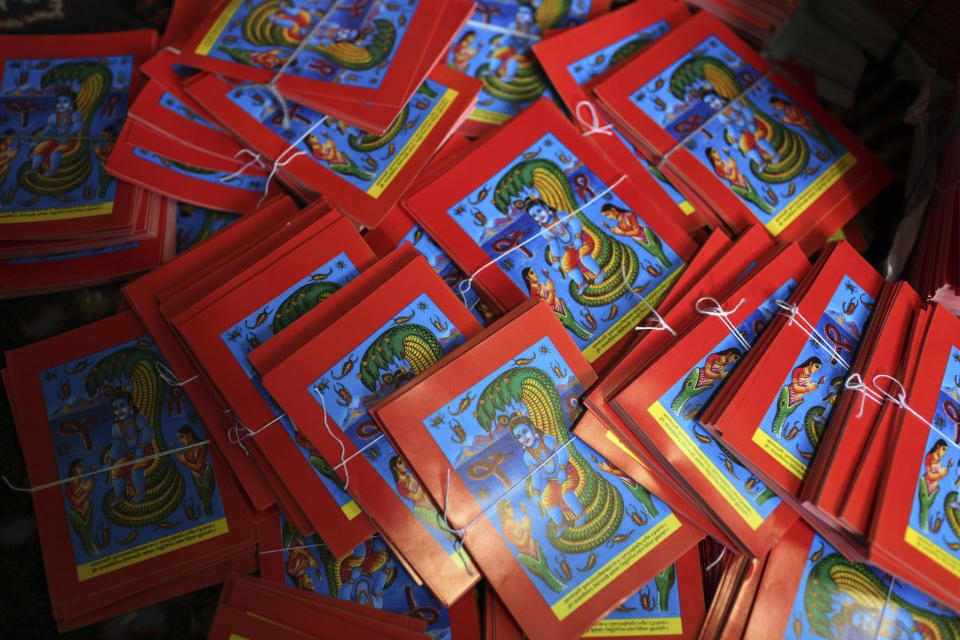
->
[227,412,287,455]
[218,149,267,183]
[456,175,628,306]
[843,373,884,418]
[695,297,751,351]
[154,360,199,388]
[775,300,850,370]
[575,100,613,137]
[634,295,676,336]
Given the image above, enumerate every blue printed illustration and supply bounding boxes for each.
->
[448,0,584,126]
[653,283,794,526]
[422,337,681,610]
[199,0,410,89]
[0,55,132,221]
[40,335,227,578]
[565,20,671,87]
[279,519,454,640]
[158,90,223,132]
[307,293,468,554]
[225,77,452,195]
[787,534,960,638]
[448,131,684,361]
[584,563,682,637]
[131,146,266,192]
[908,346,960,566]
[393,222,499,327]
[219,253,361,514]
[175,202,241,254]
[754,276,874,477]
[631,36,850,230]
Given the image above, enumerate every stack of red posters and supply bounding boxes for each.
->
[210,574,433,640]
[531,0,706,235]
[575,225,776,550]
[699,242,883,505]
[739,520,960,639]
[864,304,960,612]
[251,251,485,606]
[258,512,481,640]
[0,31,178,295]
[177,0,474,135]
[481,547,705,640]
[402,98,698,375]
[3,312,258,631]
[371,300,704,640]
[122,194,302,515]
[609,241,809,557]
[590,12,891,254]
[161,203,380,555]
[800,282,922,547]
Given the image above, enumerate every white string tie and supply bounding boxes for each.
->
[843,373,884,418]
[575,101,613,137]
[695,297,750,351]
[3,439,210,493]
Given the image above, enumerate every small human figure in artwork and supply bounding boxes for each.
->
[524,197,603,293]
[670,347,742,415]
[305,131,347,166]
[768,96,836,154]
[497,498,567,593]
[521,267,565,315]
[599,203,672,269]
[65,458,99,557]
[770,356,824,438]
[106,390,154,505]
[284,528,319,590]
[389,455,456,541]
[449,31,479,72]
[483,3,536,83]
[172,425,217,516]
[918,438,953,532]
[705,146,773,215]
[715,100,779,169]
[28,88,82,176]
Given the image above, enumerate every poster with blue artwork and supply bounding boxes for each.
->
[279,519,454,640]
[905,346,960,573]
[195,0,410,89]
[224,77,455,197]
[649,282,794,531]
[307,292,469,556]
[40,335,228,581]
[787,533,960,638]
[448,0,589,126]
[752,275,874,481]
[219,252,362,517]
[0,54,132,222]
[421,336,682,616]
